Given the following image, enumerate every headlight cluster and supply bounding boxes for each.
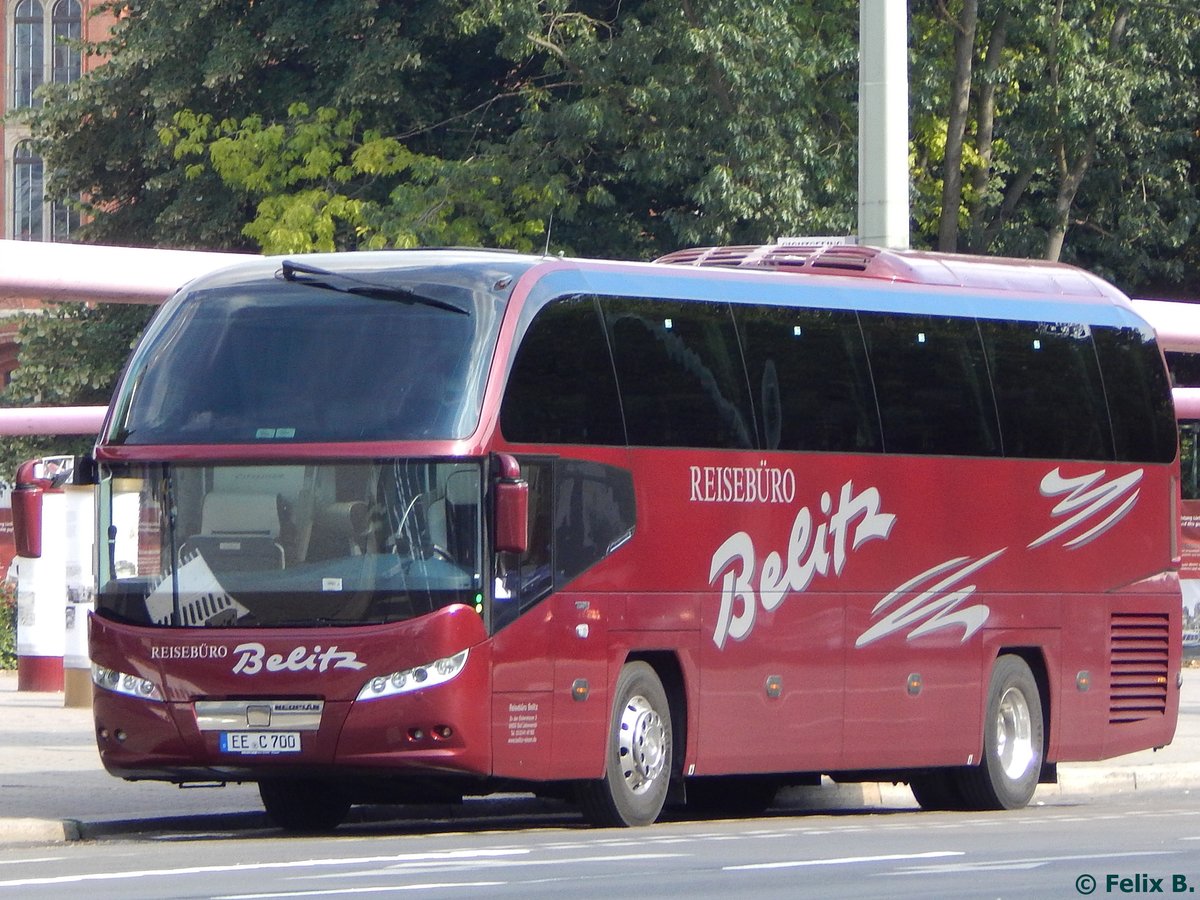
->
[356,650,469,701]
[91,664,163,701]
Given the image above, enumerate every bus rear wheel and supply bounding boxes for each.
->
[259,778,352,833]
[956,655,1044,810]
[577,662,673,827]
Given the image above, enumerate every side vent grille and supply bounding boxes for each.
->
[1109,612,1170,724]
[801,245,876,272]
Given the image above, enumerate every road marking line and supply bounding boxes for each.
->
[217,883,505,898]
[891,849,1178,875]
[725,851,963,871]
[293,852,688,882]
[0,849,530,888]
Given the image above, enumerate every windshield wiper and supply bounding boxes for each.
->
[278,260,469,315]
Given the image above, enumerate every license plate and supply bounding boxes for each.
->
[219,731,301,755]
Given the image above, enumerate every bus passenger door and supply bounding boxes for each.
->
[490,458,555,779]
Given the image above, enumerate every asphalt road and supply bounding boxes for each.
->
[0,790,1197,899]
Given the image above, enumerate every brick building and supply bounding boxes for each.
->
[0,1,116,385]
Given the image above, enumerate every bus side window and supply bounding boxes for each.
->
[734,305,881,453]
[553,460,636,584]
[859,312,1000,456]
[1092,325,1176,464]
[980,319,1112,461]
[603,297,755,450]
[1181,425,1200,501]
[499,296,625,446]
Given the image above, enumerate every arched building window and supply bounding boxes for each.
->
[51,0,82,88]
[13,142,43,240]
[13,0,45,109]
[9,1,84,240]
[12,0,80,107]
[12,142,77,241]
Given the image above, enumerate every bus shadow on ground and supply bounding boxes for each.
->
[77,790,932,843]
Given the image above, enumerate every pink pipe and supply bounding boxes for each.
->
[0,406,106,435]
[0,239,246,305]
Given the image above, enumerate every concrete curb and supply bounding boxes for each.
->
[1052,764,1200,796]
[0,817,81,844]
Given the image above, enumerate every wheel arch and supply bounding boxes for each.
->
[625,650,688,781]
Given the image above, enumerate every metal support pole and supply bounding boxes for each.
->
[859,0,910,250]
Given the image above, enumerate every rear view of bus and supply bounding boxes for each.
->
[53,245,1181,831]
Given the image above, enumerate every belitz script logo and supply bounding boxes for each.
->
[855,466,1144,648]
[707,480,895,649]
[705,466,1144,651]
[1028,467,1142,550]
[231,643,366,675]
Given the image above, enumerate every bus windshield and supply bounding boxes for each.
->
[96,460,484,628]
[107,269,509,445]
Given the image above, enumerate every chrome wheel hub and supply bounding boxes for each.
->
[995,686,1035,780]
[617,694,667,795]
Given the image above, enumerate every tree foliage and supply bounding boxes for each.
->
[35,0,861,259]
[0,304,152,480]
[20,0,1200,300]
[911,0,1200,289]
[32,0,520,248]
[160,104,566,254]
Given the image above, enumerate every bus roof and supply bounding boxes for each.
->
[654,243,1132,305]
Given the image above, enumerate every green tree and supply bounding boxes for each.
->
[30,0,519,249]
[29,0,1200,286]
[912,0,1200,293]
[160,104,567,254]
[37,0,862,259]
[464,0,860,256]
[0,304,152,480]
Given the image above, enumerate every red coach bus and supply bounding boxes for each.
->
[16,245,1181,830]
[1178,390,1200,652]
[1130,298,1200,654]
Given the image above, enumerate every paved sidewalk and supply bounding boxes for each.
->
[1,667,1198,844]
[0,672,262,843]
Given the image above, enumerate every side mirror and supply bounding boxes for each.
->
[11,459,51,559]
[493,453,529,554]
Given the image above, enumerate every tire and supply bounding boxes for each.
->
[259,778,352,833]
[908,771,966,811]
[956,655,1045,810]
[577,662,673,827]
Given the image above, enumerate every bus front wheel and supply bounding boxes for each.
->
[577,661,673,827]
[957,654,1045,810]
[259,778,351,833]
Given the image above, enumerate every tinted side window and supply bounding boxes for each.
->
[500,296,625,445]
[735,305,881,452]
[604,297,755,449]
[1183,424,1200,500]
[1167,350,1200,387]
[860,313,1000,456]
[1094,326,1176,463]
[493,458,554,630]
[980,320,1113,460]
[554,460,637,584]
